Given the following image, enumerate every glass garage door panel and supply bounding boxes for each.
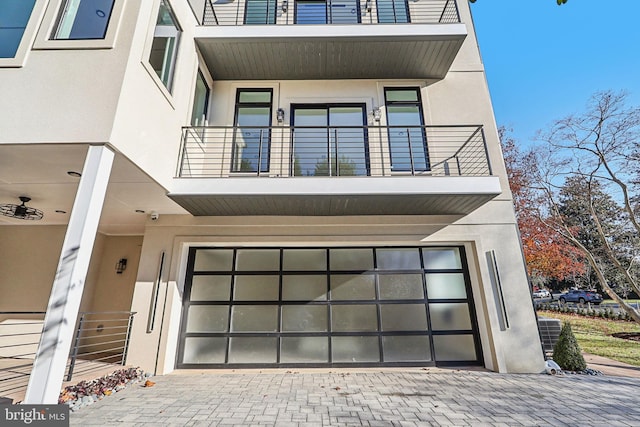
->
[183,337,227,364]
[383,336,431,362]
[281,337,329,363]
[332,336,379,362]
[180,246,480,367]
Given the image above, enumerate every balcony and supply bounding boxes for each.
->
[169,124,501,216]
[191,0,467,80]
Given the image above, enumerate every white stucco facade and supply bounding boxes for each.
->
[0,0,544,403]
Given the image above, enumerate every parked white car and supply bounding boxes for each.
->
[532,289,551,298]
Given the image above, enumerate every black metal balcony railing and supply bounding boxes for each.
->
[66,311,136,381]
[202,0,460,26]
[0,311,135,402]
[177,125,491,178]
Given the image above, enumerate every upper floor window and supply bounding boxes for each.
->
[384,87,428,172]
[244,0,277,25]
[53,0,115,40]
[0,0,36,58]
[149,0,181,92]
[190,71,210,126]
[295,0,361,24]
[377,0,409,24]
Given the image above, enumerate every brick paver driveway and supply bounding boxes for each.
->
[70,368,640,426]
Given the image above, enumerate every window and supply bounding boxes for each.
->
[232,89,272,173]
[53,0,115,40]
[190,71,210,126]
[295,0,360,24]
[149,0,181,91]
[291,104,368,176]
[376,0,409,23]
[384,88,429,172]
[0,0,36,58]
[244,0,277,24]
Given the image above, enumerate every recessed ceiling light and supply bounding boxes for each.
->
[135,209,145,213]
[55,210,67,214]
[67,171,82,177]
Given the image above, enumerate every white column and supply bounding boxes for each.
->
[24,146,114,404]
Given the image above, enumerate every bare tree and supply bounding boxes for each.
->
[532,90,640,322]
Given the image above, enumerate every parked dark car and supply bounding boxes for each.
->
[558,289,603,305]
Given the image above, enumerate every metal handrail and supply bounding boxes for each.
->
[202,0,461,26]
[0,312,45,398]
[66,311,136,381]
[177,124,491,178]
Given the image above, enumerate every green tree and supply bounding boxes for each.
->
[313,155,358,176]
[553,322,586,371]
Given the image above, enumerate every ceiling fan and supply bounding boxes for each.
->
[0,196,44,220]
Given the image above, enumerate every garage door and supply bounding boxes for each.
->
[177,246,482,368]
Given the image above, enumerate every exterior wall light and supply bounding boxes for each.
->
[373,107,381,122]
[116,258,127,274]
[277,108,285,124]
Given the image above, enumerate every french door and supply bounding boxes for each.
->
[291,104,369,176]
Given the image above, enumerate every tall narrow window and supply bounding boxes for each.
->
[149,0,181,92]
[190,71,210,126]
[53,0,115,40]
[0,0,36,58]
[385,88,428,172]
[232,89,272,173]
[244,0,277,24]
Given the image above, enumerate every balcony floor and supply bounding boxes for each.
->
[168,176,501,216]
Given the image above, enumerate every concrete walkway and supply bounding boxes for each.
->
[70,367,640,426]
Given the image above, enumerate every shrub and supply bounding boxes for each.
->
[553,322,587,371]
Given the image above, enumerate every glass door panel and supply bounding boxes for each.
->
[233,90,272,173]
[292,105,367,176]
[385,88,428,172]
[296,0,328,24]
[377,0,409,23]
[329,107,367,176]
[329,0,360,23]
[244,0,277,24]
[296,0,360,23]
[292,108,328,176]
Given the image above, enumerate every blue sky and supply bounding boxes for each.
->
[470,0,640,146]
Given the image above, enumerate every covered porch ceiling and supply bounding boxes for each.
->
[195,23,467,80]
[0,144,187,235]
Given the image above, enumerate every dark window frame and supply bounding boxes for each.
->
[243,0,278,24]
[384,87,429,173]
[290,103,370,176]
[231,88,273,174]
[376,0,410,24]
[190,69,210,126]
[52,0,116,40]
[294,0,362,24]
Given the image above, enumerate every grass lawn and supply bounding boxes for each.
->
[539,310,640,367]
